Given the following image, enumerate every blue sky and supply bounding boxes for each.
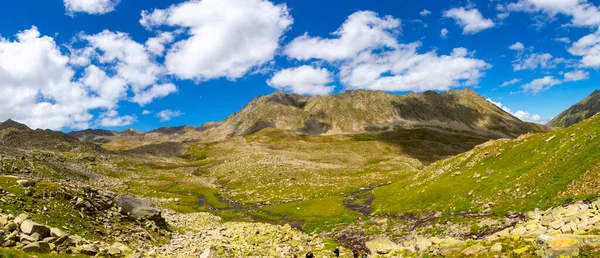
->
[0,0,599,131]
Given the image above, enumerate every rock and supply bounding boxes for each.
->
[490,242,502,253]
[81,243,99,255]
[13,213,28,225]
[42,237,56,243]
[416,237,432,252]
[0,216,8,227]
[461,244,486,256]
[50,227,67,238]
[116,195,162,221]
[22,241,51,253]
[366,237,398,255]
[514,246,529,255]
[53,235,69,246]
[438,239,466,256]
[16,180,35,187]
[107,246,122,255]
[20,220,50,238]
[200,248,217,258]
[4,231,18,241]
[4,222,16,232]
[536,234,600,258]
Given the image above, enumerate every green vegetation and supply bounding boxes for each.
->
[372,113,600,215]
[0,248,88,258]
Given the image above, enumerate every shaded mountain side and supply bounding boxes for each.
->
[371,112,600,215]
[0,119,31,131]
[548,90,600,128]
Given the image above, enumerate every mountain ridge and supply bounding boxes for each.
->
[548,90,600,128]
[67,89,550,146]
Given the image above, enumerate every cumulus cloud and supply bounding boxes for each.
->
[420,9,432,16]
[64,0,119,15]
[142,110,153,115]
[267,66,335,95]
[509,42,525,52]
[444,7,495,34]
[500,78,521,87]
[513,53,559,71]
[140,0,293,81]
[145,32,175,56]
[283,11,400,61]
[283,11,490,93]
[156,110,184,122]
[441,28,449,38]
[0,27,109,130]
[131,83,178,106]
[564,70,590,82]
[487,98,544,123]
[507,0,600,27]
[522,76,562,94]
[569,30,600,68]
[99,110,136,127]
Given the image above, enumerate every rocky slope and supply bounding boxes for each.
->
[549,90,600,128]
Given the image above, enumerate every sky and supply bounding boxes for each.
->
[0,0,599,131]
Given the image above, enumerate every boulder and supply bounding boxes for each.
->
[490,242,502,253]
[13,213,28,225]
[20,220,50,238]
[16,180,35,187]
[200,248,217,258]
[416,237,432,252]
[438,238,466,256]
[22,241,51,253]
[536,234,600,258]
[461,244,486,256]
[366,237,399,255]
[81,243,99,255]
[4,222,17,232]
[50,227,67,238]
[116,195,162,221]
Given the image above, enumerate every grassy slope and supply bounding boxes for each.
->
[372,114,600,215]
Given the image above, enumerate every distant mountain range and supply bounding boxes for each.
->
[65,89,550,145]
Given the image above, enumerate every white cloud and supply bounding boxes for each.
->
[420,9,432,16]
[140,0,293,81]
[0,27,107,130]
[145,32,175,56]
[142,110,153,115]
[500,78,521,87]
[522,76,562,94]
[507,0,600,27]
[509,42,525,52]
[340,46,490,92]
[156,110,184,122]
[555,37,571,43]
[569,30,600,68]
[444,7,495,34]
[513,53,558,70]
[441,28,449,38]
[564,70,590,81]
[99,110,136,127]
[267,66,335,95]
[486,98,544,123]
[64,0,119,15]
[282,11,490,93]
[131,83,178,106]
[82,30,163,91]
[283,11,400,61]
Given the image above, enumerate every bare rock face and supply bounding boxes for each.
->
[116,195,162,222]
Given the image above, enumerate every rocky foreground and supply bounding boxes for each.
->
[3,177,600,257]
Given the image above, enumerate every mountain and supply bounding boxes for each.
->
[548,90,600,128]
[372,112,600,215]
[201,89,549,141]
[0,119,31,131]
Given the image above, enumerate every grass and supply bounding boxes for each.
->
[371,114,600,215]
[256,197,362,231]
[0,248,89,258]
